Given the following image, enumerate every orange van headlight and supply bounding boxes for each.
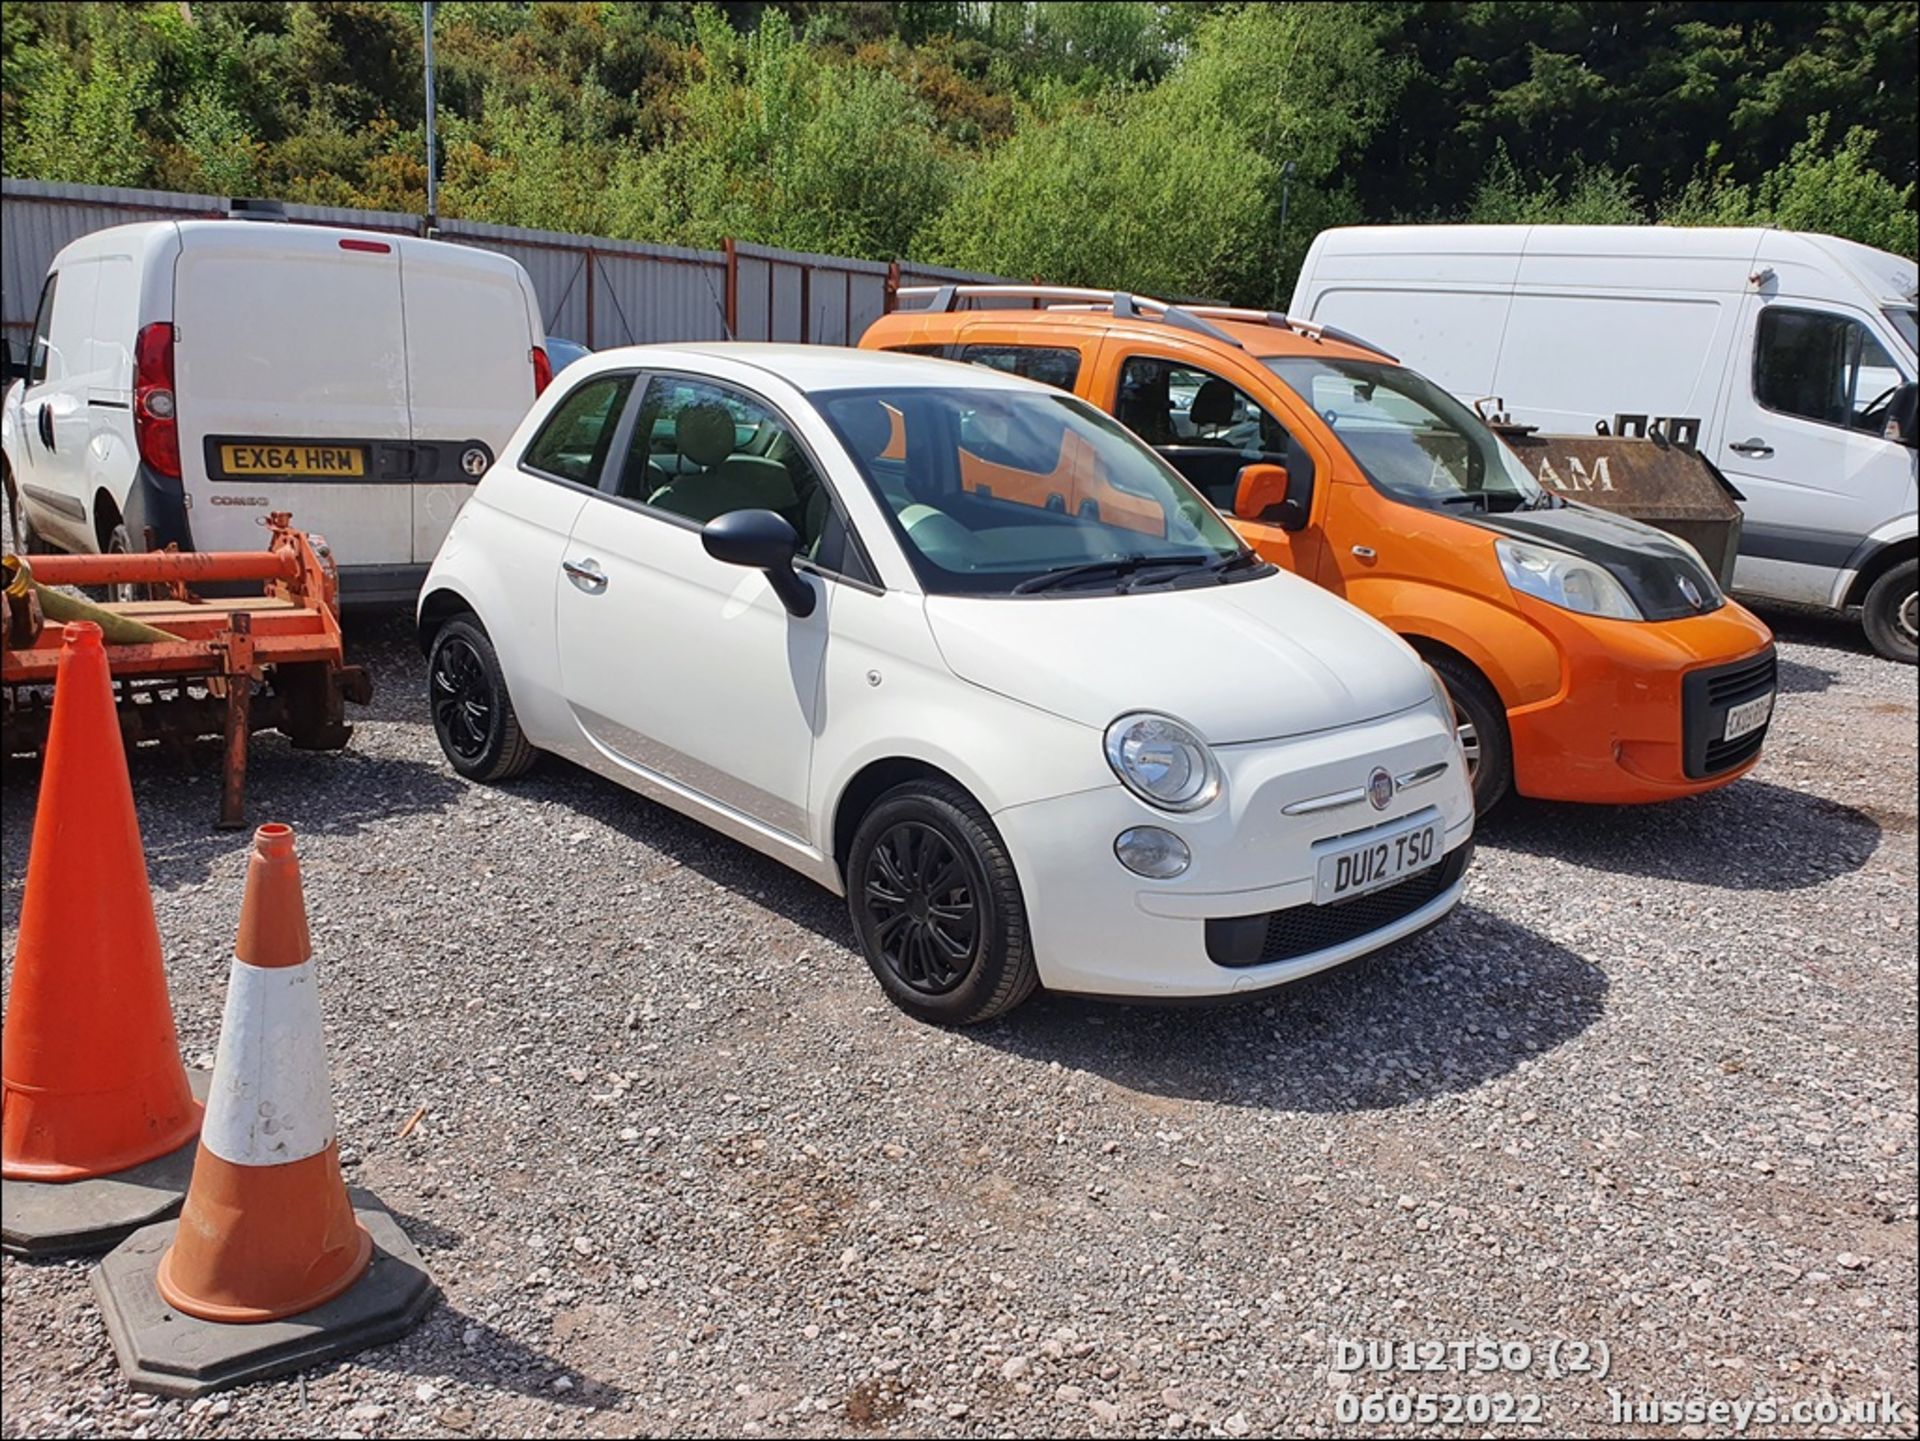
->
[1495,538,1641,621]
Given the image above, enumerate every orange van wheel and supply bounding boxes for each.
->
[1428,652,1512,811]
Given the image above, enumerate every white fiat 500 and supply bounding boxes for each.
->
[417,345,1474,1024]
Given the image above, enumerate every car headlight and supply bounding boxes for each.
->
[1496,538,1641,620]
[1104,712,1221,812]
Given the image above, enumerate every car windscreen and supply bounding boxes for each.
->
[815,386,1252,597]
[1263,356,1547,513]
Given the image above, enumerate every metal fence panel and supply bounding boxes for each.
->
[4,178,1008,347]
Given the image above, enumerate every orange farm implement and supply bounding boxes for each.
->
[3,516,371,828]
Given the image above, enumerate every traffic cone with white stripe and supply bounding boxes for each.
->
[155,823,370,1320]
[1,620,205,1257]
[90,823,436,1397]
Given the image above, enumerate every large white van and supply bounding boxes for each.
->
[1290,226,1919,660]
[1,212,549,601]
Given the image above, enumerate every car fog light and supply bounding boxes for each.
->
[1114,826,1190,879]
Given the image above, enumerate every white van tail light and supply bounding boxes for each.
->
[134,322,181,479]
[531,346,553,397]
[338,237,392,254]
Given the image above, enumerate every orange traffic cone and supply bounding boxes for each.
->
[91,822,437,1397]
[154,823,372,1321]
[2,621,202,1237]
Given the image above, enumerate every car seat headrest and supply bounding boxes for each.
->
[677,403,737,469]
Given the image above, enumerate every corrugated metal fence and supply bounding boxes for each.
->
[1,176,1005,350]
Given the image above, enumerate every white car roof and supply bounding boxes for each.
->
[578,342,1040,394]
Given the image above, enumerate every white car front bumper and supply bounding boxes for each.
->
[992,704,1475,999]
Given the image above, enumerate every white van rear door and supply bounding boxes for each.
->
[397,238,539,563]
[174,225,412,565]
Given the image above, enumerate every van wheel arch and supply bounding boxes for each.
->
[1843,539,1918,610]
[831,757,980,885]
[1403,637,1514,810]
[93,490,124,554]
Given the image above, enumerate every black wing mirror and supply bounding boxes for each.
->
[702,509,816,616]
[1886,381,1918,448]
[0,338,26,384]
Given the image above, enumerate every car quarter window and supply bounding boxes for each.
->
[609,374,868,578]
[27,273,58,386]
[522,372,636,486]
[1754,307,1904,434]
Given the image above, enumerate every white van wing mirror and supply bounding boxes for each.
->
[0,338,25,384]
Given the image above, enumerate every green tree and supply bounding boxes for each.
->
[609,7,956,257]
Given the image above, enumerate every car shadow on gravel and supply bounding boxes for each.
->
[1743,598,1874,658]
[1775,654,1837,694]
[963,905,1605,1112]
[0,744,466,901]
[1482,779,1881,889]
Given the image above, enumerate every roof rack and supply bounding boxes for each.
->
[892,284,1244,347]
[1181,306,1398,362]
[891,284,1398,361]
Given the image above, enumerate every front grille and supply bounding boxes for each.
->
[1682,647,1777,779]
[1205,843,1471,969]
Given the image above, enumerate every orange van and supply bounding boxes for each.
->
[861,287,1779,808]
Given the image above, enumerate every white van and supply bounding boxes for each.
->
[1,213,549,601]
[1290,226,1919,660]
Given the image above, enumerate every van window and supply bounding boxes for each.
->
[1754,308,1904,434]
[1116,356,1293,508]
[27,273,58,386]
[522,373,635,487]
[1265,356,1545,513]
[956,345,1082,393]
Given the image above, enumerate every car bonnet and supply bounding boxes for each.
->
[921,570,1432,744]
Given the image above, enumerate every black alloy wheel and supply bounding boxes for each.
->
[431,633,493,763]
[427,616,536,781]
[861,820,981,996]
[846,779,1039,1024]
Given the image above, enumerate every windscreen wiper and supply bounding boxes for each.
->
[1013,553,1215,595]
[1116,553,1245,593]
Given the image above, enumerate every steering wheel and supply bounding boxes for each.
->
[1857,384,1899,431]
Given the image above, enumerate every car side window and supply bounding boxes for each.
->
[956,344,1083,393]
[1754,307,1904,435]
[1115,355,1293,508]
[523,373,636,487]
[613,375,865,575]
[27,273,58,386]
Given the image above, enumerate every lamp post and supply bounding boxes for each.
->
[423,0,438,235]
[1277,159,1298,266]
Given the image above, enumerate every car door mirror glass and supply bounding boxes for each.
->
[0,338,23,383]
[702,508,816,616]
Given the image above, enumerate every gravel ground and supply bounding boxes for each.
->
[2,598,1915,1440]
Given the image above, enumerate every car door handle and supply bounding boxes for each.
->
[36,403,54,451]
[1728,437,1773,458]
[563,558,607,593]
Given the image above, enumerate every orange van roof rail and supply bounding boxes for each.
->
[893,284,1245,347]
[891,284,1397,362]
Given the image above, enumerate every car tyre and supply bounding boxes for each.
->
[1861,558,1917,665]
[427,616,537,781]
[103,522,154,603]
[1428,652,1512,810]
[847,780,1038,1025]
